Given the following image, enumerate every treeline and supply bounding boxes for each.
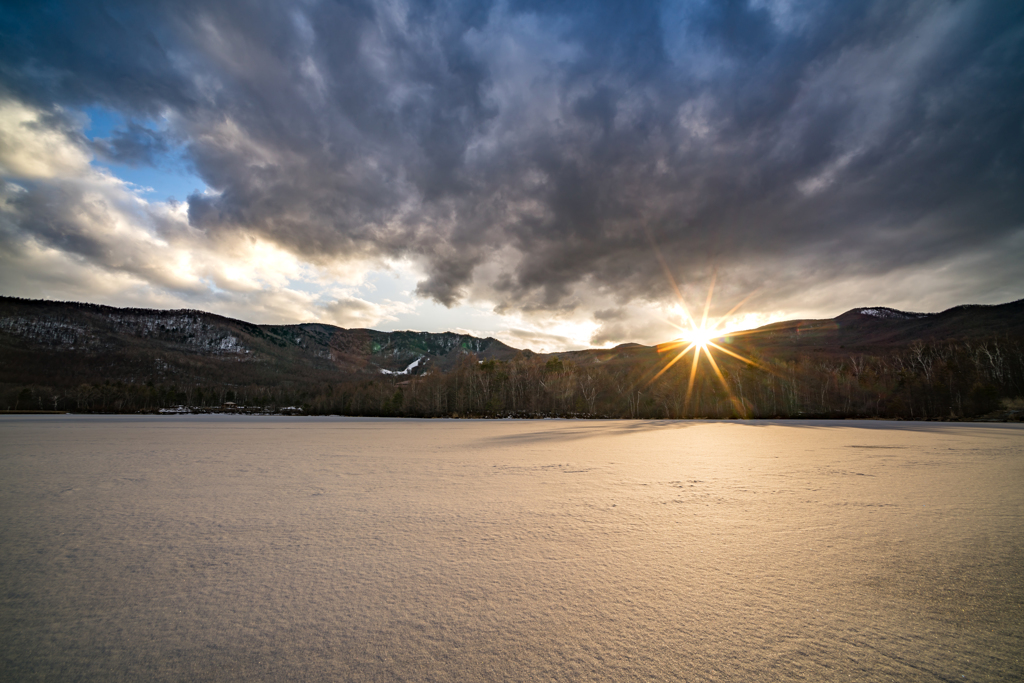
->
[3,336,1022,420]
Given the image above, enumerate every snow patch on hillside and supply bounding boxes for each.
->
[0,317,98,348]
[380,357,423,375]
[857,308,929,320]
[218,335,246,353]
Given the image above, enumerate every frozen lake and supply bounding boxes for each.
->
[1,416,1022,681]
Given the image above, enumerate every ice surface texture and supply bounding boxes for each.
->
[1,416,1022,681]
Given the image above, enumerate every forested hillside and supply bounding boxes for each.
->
[2,297,1022,420]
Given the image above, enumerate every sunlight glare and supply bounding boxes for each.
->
[678,326,719,347]
[645,262,775,418]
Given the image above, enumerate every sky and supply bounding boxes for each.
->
[1,0,1022,352]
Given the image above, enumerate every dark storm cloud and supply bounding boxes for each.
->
[2,0,1023,314]
[90,122,171,167]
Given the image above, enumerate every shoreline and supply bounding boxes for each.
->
[1,411,1020,423]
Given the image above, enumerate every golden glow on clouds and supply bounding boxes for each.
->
[0,97,410,329]
[0,102,92,178]
[494,317,601,354]
[0,96,799,351]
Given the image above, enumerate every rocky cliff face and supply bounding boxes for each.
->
[0,297,518,388]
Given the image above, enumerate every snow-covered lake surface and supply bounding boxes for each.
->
[1,416,1022,681]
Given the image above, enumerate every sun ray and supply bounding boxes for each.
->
[703,344,748,418]
[706,341,791,381]
[657,340,686,353]
[699,271,716,332]
[647,260,772,418]
[646,231,699,330]
[664,321,689,335]
[706,340,771,372]
[682,344,703,415]
[706,288,760,334]
[647,342,696,386]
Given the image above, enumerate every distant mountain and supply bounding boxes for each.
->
[1,295,1022,393]
[2,296,1021,419]
[545,301,1024,369]
[723,299,1024,358]
[0,297,519,388]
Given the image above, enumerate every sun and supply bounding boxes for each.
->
[645,264,770,418]
[678,325,719,348]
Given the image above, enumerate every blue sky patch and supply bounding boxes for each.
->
[81,106,206,202]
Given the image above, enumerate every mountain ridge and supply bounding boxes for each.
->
[2,295,1021,419]
[723,299,1024,358]
[0,296,520,389]
[3,296,1023,371]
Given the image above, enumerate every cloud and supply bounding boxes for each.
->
[1,0,1022,348]
[322,290,414,329]
[0,100,91,178]
[0,100,398,329]
[90,121,172,167]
